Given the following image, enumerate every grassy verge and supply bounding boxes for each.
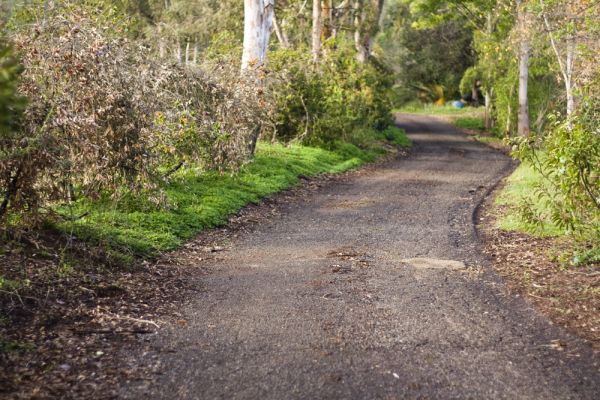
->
[495,161,600,265]
[394,103,482,116]
[494,162,562,237]
[55,129,410,259]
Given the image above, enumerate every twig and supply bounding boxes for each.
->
[71,329,154,335]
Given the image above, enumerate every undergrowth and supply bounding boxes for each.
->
[53,133,410,259]
[494,162,599,266]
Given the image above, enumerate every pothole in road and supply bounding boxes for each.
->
[401,258,466,270]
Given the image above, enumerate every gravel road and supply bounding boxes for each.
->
[121,114,600,399]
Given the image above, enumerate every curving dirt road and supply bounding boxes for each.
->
[122,114,600,399]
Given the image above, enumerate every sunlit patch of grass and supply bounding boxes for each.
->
[495,162,562,237]
[454,116,485,131]
[54,134,411,259]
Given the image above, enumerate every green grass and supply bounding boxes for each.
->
[454,116,485,131]
[471,134,504,147]
[378,126,412,147]
[495,161,600,267]
[495,162,562,237]
[56,132,410,258]
[394,103,481,116]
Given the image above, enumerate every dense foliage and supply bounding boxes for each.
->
[0,0,397,230]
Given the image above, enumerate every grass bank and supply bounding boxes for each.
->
[55,128,410,259]
[494,161,600,265]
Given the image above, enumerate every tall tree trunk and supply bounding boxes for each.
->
[354,0,385,64]
[485,88,493,130]
[185,40,190,65]
[543,13,578,118]
[517,4,530,137]
[354,1,368,63]
[241,0,275,71]
[517,36,530,136]
[321,0,333,40]
[312,0,322,62]
[565,37,576,116]
[272,13,289,48]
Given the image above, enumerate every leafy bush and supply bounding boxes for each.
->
[511,103,600,245]
[266,41,393,148]
[0,40,26,220]
[1,9,264,227]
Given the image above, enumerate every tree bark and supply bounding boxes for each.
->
[354,0,385,64]
[241,0,275,71]
[485,88,493,130]
[272,13,289,48]
[543,13,578,118]
[321,0,333,40]
[312,0,322,62]
[185,40,190,64]
[517,4,530,137]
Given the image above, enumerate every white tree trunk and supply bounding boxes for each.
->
[517,5,530,137]
[517,36,530,136]
[354,1,368,63]
[485,88,493,130]
[185,40,190,65]
[543,13,578,118]
[354,0,385,64]
[242,0,275,71]
[312,0,322,62]
[565,38,576,116]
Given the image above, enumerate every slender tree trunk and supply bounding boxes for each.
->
[321,0,333,40]
[193,42,198,64]
[354,1,368,63]
[312,0,322,62]
[517,4,530,137]
[159,39,166,58]
[241,0,275,71]
[565,37,576,116]
[176,41,182,64]
[354,0,385,64]
[543,13,578,118]
[485,88,493,130]
[517,37,530,136]
[185,40,190,65]
[272,14,289,48]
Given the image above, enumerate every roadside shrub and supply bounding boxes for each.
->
[1,9,263,227]
[511,103,600,244]
[0,40,27,221]
[266,41,393,148]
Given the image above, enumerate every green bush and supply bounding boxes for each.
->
[511,101,600,246]
[0,39,26,221]
[266,40,393,148]
[1,7,264,227]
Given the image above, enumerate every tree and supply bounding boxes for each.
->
[539,0,600,117]
[242,0,276,70]
[312,0,322,61]
[516,0,531,136]
[354,0,385,63]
